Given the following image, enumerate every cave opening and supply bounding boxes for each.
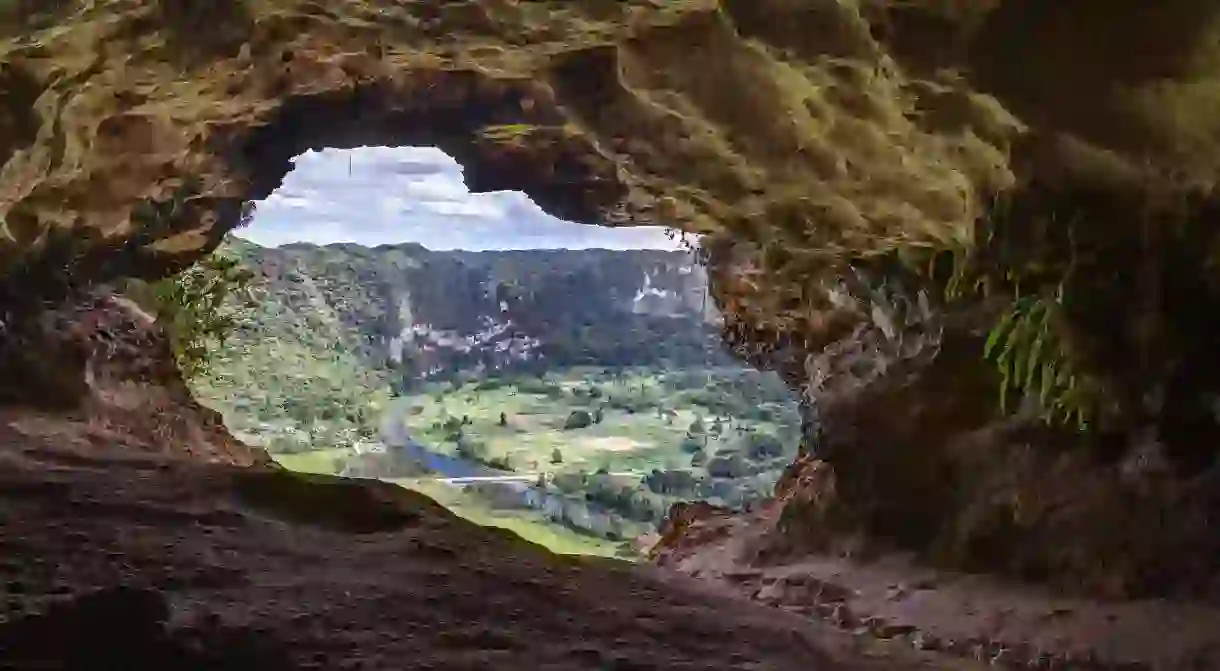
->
[185,143,804,561]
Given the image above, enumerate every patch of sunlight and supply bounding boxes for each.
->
[273,448,351,474]
[392,478,630,559]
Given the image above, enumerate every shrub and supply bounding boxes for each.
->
[455,436,488,461]
[486,455,513,471]
[707,454,750,479]
[150,251,254,379]
[984,291,1095,429]
[563,410,593,430]
[680,436,704,454]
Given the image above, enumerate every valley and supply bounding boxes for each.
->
[189,237,804,559]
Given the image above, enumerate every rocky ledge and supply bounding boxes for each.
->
[0,289,268,466]
[650,494,1220,671]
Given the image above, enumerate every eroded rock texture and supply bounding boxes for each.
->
[4,0,1220,599]
[0,290,269,466]
[2,436,939,670]
[0,0,1030,285]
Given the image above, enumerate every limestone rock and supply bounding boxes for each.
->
[0,289,270,466]
[0,0,1032,294]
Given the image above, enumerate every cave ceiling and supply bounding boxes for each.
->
[0,0,1218,307]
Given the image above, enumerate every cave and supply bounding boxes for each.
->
[181,141,806,560]
[6,2,1220,668]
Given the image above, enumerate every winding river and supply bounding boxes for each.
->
[378,410,634,539]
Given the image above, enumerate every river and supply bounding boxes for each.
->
[378,410,637,540]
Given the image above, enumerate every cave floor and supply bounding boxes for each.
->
[653,505,1220,671]
[0,419,974,671]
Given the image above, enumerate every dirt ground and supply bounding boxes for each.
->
[0,420,980,671]
[650,504,1220,671]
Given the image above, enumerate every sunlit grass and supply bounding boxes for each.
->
[273,447,350,474]
[397,368,789,474]
[392,478,630,558]
[272,451,630,557]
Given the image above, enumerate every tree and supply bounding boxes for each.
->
[707,454,750,479]
[740,431,785,460]
[551,448,564,464]
[689,415,706,435]
[680,436,703,454]
[563,410,593,430]
[150,250,255,379]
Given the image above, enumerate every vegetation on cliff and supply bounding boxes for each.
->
[168,235,802,556]
[147,251,255,379]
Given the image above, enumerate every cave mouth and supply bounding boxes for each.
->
[224,74,637,247]
[186,144,804,560]
[3,67,668,307]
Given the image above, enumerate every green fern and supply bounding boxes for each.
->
[984,290,1091,430]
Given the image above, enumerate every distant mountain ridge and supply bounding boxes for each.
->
[221,237,734,390]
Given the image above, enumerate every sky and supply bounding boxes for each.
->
[234,146,689,251]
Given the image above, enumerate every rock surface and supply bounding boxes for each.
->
[0,290,268,466]
[0,288,955,669]
[0,423,984,670]
[0,0,1028,284]
[650,500,1220,671]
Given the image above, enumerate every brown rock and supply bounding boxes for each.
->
[0,291,269,466]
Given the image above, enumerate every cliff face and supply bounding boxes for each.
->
[221,238,726,383]
[5,0,1220,599]
[184,238,734,452]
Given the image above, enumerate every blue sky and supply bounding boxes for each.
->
[234,146,688,251]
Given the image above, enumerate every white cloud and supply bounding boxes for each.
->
[234,146,690,251]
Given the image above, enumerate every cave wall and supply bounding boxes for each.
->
[0,0,1035,296]
[0,289,270,466]
[5,0,1220,594]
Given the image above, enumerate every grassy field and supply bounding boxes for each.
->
[397,367,799,477]
[391,478,630,558]
[267,365,800,558]
[273,447,351,474]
